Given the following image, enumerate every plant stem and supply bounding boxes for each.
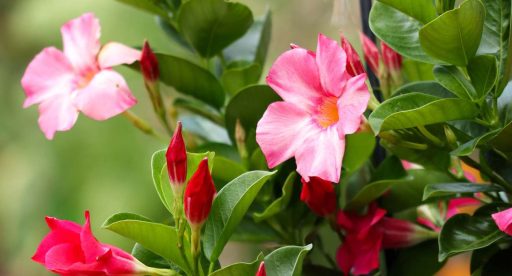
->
[417,125,444,147]
[460,156,512,193]
[122,111,166,142]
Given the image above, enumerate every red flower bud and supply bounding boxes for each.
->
[300,177,337,216]
[379,217,436,248]
[256,261,266,276]
[140,40,159,82]
[359,32,380,75]
[341,35,365,77]
[166,122,187,187]
[380,42,402,72]
[184,158,216,227]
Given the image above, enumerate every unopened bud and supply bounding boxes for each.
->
[341,35,365,77]
[166,122,187,188]
[184,158,216,228]
[379,217,437,248]
[256,262,266,276]
[140,41,159,82]
[359,32,380,76]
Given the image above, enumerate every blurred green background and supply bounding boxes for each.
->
[0,0,361,274]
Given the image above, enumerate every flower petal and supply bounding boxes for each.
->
[295,126,344,183]
[74,70,137,121]
[266,48,323,113]
[337,74,370,136]
[21,47,76,108]
[32,217,81,264]
[492,207,512,236]
[80,211,109,263]
[44,243,85,273]
[98,42,141,69]
[61,13,101,73]
[256,101,318,168]
[316,33,348,97]
[37,94,79,140]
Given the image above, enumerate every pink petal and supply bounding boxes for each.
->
[44,243,85,273]
[98,42,141,69]
[351,231,383,275]
[446,197,481,219]
[80,211,109,263]
[295,126,345,183]
[21,47,76,108]
[37,94,79,140]
[32,217,81,264]
[74,70,137,121]
[256,102,319,168]
[315,34,348,97]
[492,207,512,236]
[266,48,323,113]
[61,13,101,74]
[337,74,370,136]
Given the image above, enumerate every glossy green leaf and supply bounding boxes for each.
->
[402,59,435,82]
[177,0,253,58]
[115,0,170,18]
[345,176,412,211]
[491,121,512,153]
[379,0,436,24]
[225,85,281,144]
[478,0,511,94]
[157,53,225,109]
[180,115,231,144]
[253,172,296,222]
[210,254,264,276]
[370,1,438,63]
[203,170,276,262]
[173,97,224,126]
[264,244,313,276]
[389,241,445,276]
[221,63,261,95]
[423,183,504,200]
[224,10,272,66]
[419,0,485,66]
[369,93,479,134]
[343,132,376,174]
[102,213,191,274]
[433,65,476,100]
[211,156,247,185]
[439,213,507,261]
[156,17,193,51]
[468,55,498,98]
[132,243,171,269]
[498,81,512,122]
[393,81,454,98]
[451,129,501,156]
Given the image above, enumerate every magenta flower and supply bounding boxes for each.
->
[256,34,370,183]
[492,207,512,236]
[21,13,141,139]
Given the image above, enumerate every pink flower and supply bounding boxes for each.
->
[32,211,150,275]
[21,13,140,139]
[492,207,512,236]
[446,197,481,219]
[256,34,370,183]
[417,198,481,231]
[300,177,337,217]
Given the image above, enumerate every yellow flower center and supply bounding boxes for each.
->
[316,97,339,128]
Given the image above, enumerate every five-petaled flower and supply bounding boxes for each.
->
[21,13,140,139]
[256,34,370,183]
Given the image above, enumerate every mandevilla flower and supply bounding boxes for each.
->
[256,261,266,276]
[341,35,365,77]
[417,198,481,232]
[32,211,161,275]
[21,13,140,139]
[300,177,337,217]
[492,207,512,236]
[184,158,216,228]
[379,217,436,248]
[256,34,370,183]
[166,122,187,188]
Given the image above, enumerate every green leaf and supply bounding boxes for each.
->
[468,55,498,99]
[345,176,412,211]
[450,129,501,156]
[438,213,507,261]
[423,183,504,200]
[151,149,215,215]
[389,241,445,276]
[402,59,435,82]
[173,97,224,126]
[379,0,436,24]
[221,63,262,95]
[369,93,479,134]
[203,170,276,262]
[211,156,247,185]
[491,121,512,153]
[253,172,296,222]
[225,85,281,144]
[393,81,454,98]
[132,243,171,269]
[264,244,313,276]
[370,1,438,63]
[478,0,511,94]
[433,65,477,100]
[419,0,485,66]
[157,53,225,109]
[210,254,264,276]
[102,213,191,274]
[115,0,170,18]
[177,0,253,58]
[343,132,376,174]
[224,10,272,66]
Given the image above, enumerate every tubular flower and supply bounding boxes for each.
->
[32,211,155,275]
[256,34,370,183]
[166,122,187,188]
[341,35,365,77]
[300,177,337,217]
[184,158,216,228]
[379,217,436,248]
[492,207,512,236]
[21,13,140,139]
[417,198,482,231]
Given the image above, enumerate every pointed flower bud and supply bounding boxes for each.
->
[380,42,402,72]
[341,35,365,77]
[379,217,437,248]
[256,261,266,276]
[184,158,216,227]
[140,41,159,82]
[300,177,337,217]
[359,32,380,75]
[166,122,187,187]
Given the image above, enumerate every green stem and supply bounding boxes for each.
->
[460,156,512,193]
[122,111,166,141]
[417,125,444,147]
